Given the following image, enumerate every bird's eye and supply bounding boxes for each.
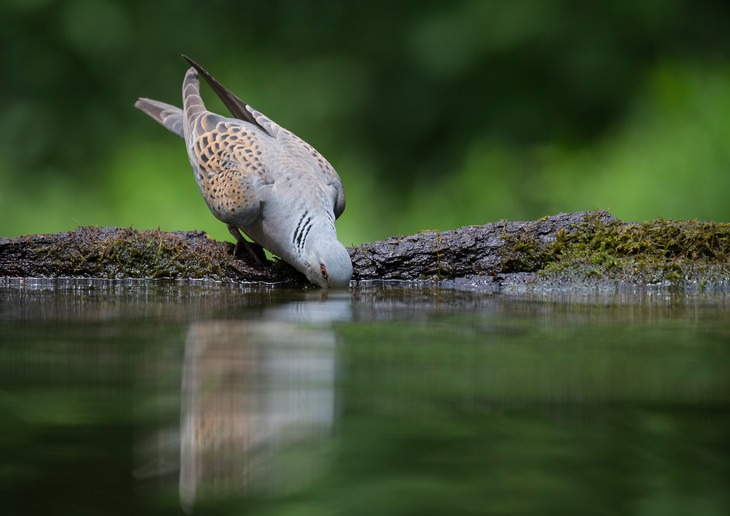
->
[320,263,328,280]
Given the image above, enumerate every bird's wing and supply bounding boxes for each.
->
[287,132,346,219]
[182,56,345,218]
[182,68,270,227]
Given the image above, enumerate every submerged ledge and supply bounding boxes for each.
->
[1,211,729,290]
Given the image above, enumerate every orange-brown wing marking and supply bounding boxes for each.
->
[189,117,267,226]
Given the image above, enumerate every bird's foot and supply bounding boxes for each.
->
[228,225,267,266]
[233,239,268,266]
[228,224,268,267]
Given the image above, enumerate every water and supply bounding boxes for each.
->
[1,279,729,515]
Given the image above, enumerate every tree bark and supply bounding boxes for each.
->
[349,210,614,281]
[1,211,728,289]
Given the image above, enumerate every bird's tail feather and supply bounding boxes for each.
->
[134,98,184,138]
[182,55,269,134]
[182,67,208,137]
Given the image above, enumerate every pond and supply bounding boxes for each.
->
[1,278,729,515]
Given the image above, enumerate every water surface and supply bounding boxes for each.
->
[1,279,729,515]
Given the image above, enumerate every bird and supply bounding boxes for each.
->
[134,56,352,288]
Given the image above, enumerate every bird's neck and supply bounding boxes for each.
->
[260,209,338,265]
[297,214,340,258]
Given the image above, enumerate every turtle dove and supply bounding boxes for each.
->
[135,56,352,288]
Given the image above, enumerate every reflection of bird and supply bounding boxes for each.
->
[179,317,338,512]
[135,56,352,288]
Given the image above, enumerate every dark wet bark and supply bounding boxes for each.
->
[1,211,728,289]
[349,211,615,281]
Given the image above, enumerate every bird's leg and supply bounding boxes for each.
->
[227,225,267,266]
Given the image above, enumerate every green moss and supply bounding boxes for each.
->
[63,229,218,278]
[500,229,550,273]
[29,227,286,282]
[434,233,444,280]
[539,214,730,284]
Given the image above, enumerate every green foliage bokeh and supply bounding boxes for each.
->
[1,0,729,246]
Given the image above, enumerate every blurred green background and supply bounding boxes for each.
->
[2,0,730,246]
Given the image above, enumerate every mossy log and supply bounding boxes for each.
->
[1,211,729,289]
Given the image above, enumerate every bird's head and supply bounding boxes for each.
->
[303,239,352,289]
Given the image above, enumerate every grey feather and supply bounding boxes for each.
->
[134,98,184,138]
